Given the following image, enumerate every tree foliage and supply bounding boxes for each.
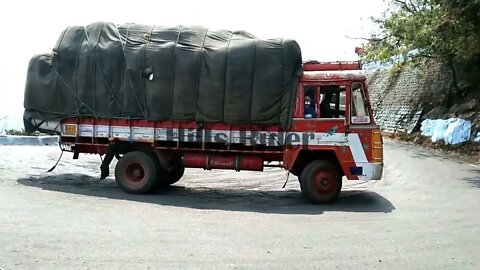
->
[364,0,480,69]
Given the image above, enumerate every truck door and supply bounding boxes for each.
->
[349,82,372,125]
[347,82,384,178]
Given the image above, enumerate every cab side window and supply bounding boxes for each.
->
[351,83,371,124]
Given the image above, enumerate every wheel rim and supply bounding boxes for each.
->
[314,171,335,194]
[124,162,147,185]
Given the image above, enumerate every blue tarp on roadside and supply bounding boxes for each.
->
[420,118,472,145]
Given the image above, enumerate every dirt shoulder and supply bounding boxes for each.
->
[384,132,480,164]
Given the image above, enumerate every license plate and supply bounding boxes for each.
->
[64,124,77,136]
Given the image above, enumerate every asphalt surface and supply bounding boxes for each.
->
[0,141,479,269]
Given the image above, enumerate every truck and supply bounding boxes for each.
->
[23,23,383,204]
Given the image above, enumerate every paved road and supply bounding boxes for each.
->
[0,141,479,269]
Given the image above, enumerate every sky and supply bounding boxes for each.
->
[0,0,387,131]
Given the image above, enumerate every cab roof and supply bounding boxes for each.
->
[301,70,366,82]
[300,61,366,82]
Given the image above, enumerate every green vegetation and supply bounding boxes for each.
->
[364,0,480,93]
[364,0,480,64]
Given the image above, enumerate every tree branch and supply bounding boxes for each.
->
[408,0,419,12]
[345,35,387,42]
[392,0,417,13]
[409,53,436,59]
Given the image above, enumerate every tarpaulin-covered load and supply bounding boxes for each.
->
[24,22,303,131]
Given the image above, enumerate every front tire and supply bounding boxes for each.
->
[114,151,159,194]
[299,160,342,204]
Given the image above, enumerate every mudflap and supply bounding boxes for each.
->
[100,144,117,180]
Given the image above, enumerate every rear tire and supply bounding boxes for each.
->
[299,160,342,204]
[114,151,159,194]
[165,164,185,185]
[152,162,185,191]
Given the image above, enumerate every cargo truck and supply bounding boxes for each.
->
[23,23,383,203]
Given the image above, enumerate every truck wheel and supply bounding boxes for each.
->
[166,164,185,185]
[299,160,342,204]
[154,163,185,190]
[289,168,301,177]
[114,151,159,194]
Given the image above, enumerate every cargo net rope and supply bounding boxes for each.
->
[24,22,303,130]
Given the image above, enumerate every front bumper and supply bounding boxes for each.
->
[356,162,383,180]
[370,163,383,180]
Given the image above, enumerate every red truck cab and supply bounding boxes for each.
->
[285,61,384,202]
[32,60,383,204]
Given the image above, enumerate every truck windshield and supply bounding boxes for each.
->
[302,85,346,119]
[320,85,346,119]
[350,82,370,124]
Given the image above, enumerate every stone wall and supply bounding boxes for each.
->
[366,63,479,140]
